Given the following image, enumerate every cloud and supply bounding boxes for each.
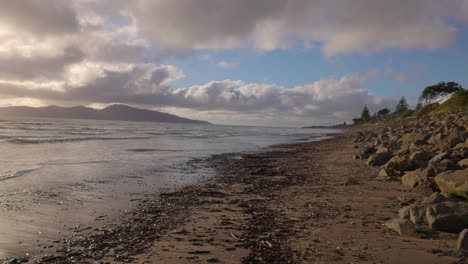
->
[392,73,408,82]
[216,60,239,69]
[0,0,80,36]
[117,0,468,56]
[0,70,397,125]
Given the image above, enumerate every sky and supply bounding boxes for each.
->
[1,0,468,126]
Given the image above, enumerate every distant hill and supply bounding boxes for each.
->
[0,104,211,125]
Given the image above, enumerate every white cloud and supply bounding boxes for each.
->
[216,60,239,69]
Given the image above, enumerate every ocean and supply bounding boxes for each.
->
[0,117,338,258]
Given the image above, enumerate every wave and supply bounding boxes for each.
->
[0,168,38,182]
[127,148,179,152]
[40,160,108,166]
[6,136,151,144]
[65,131,111,136]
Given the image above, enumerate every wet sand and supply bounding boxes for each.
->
[4,132,462,263]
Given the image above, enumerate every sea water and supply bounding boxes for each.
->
[0,117,338,258]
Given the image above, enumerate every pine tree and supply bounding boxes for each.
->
[395,96,409,113]
[360,106,371,121]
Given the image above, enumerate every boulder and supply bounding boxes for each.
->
[435,169,468,199]
[384,155,413,173]
[429,133,449,151]
[409,204,427,225]
[452,147,468,160]
[401,169,426,188]
[367,147,393,166]
[425,201,468,233]
[429,152,450,164]
[447,131,467,148]
[437,159,461,172]
[384,219,417,236]
[422,192,449,205]
[458,158,468,169]
[398,206,411,219]
[457,229,468,252]
[409,151,432,168]
[357,146,376,159]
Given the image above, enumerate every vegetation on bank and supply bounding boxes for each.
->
[353,81,467,125]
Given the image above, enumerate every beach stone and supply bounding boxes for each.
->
[357,146,375,159]
[409,204,427,225]
[458,158,468,169]
[384,219,417,236]
[401,169,426,188]
[422,192,449,205]
[457,229,468,252]
[435,169,468,199]
[398,206,411,219]
[425,201,468,233]
[452,148,468,160]
[448,131,466,148]
[384,155,413,172]
[367,147,392,166]
[409,151,432,168]
[429,133,449,151]
[430,152,450,164]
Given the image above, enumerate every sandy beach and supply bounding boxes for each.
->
[5,131,463,263]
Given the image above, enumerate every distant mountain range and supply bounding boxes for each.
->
[0,104,211,125]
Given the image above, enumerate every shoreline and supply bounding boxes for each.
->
[3,131,462,263]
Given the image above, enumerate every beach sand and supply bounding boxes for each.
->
[8,131,461,263]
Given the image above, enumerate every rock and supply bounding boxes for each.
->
[409,151,432,169]
[429,133,449,151]
[384,155,413,173]
[435,169,468,199]
[384,219,417,236]
[413,183,436,197]
[422,192,448,205]
[447,131,466,148]
[458,158,468,169]
[429,152,450,164]
[357,146,376,159]
[367,147,393,166]
[401,169,426,188]
[409,204,427,225]
[438,159,460,172]
[398,206,411,219]
[452,147,468,160]
[425,201,468,233]
[457,229,468,252]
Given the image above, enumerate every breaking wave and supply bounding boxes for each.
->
[6,136,150,144]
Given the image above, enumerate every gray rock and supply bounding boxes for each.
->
[457,229,468,252]
[435,169,468,199]
[384,219,417,236]
[425,201,468,233]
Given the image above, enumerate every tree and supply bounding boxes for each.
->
[377,108,390,116]
[419,81,464,106]
[395,96,409,113]
[360,106,371,121]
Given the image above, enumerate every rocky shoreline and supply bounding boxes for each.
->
[353,110,468,256]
